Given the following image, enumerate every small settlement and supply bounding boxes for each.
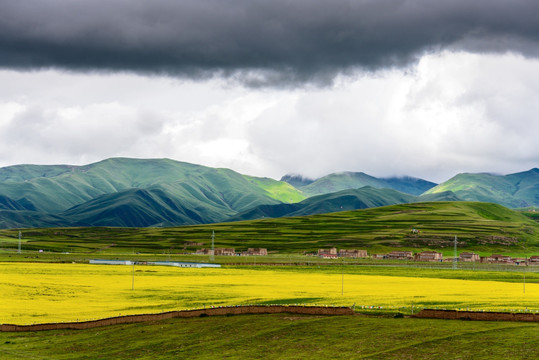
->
[188,244,538,266]
[195,248,268,256]
[310,247,539,265]
[316,247,368,259]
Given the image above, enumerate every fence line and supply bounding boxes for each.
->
[0,305,353,332]
[413,309,539,322]
[354,305,539,312]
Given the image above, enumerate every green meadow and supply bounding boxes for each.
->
[1,314,538,359]
[0,202,538,258]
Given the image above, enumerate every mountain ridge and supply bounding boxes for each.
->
[0,158,538,228]
[283,171,437,196]
[425,168,539,208]
[228,186,461,222]
[0,158,306,227]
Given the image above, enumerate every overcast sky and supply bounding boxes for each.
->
[1,0,539,183]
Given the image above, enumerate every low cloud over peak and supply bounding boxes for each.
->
[2,0,539,86]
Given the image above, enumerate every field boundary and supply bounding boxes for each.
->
[414,309,539,322]
[0,305,353,332]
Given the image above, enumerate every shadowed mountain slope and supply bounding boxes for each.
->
[229,186,444,221]
[61,188,209,227]
[0,195,28,211]
[0,210,68,229]
[0,158,304,213]
[0,158,306,228]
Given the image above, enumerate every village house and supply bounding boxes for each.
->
[196,248,236,256]
[480,254,514,264]
[459,252,480,262]
[415,251,443,262]
[529,256,539,265]
[214,248,236,256]
[317,247,368,258]
[195,248,213,255]
[338,249,368,258]
[241,248,268,256]
[372,254,387,260]
[318,247,338,257]
[386,251,414,260]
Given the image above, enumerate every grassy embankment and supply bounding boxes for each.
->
[0,202,538,260]
[1,314,538,359]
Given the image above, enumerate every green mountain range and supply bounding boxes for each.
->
[283,171,437,196]
[0,158,538,229]
[229,187,419,221]
[0,158,305,228]
[424,168,539,208]
[229,186,465,222]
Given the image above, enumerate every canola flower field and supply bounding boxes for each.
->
[1,262,538,325]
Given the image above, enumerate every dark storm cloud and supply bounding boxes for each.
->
[1,0,539,85]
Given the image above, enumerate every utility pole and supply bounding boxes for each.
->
[132,261,135,291]
[453,236,458,270]
[18,231,21,254]
[210,231,215,262]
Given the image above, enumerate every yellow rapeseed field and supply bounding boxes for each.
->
[1,262,538,324]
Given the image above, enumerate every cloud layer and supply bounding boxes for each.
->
[1,52,539,182]
[1,1,538,183]
[2,0,539,85]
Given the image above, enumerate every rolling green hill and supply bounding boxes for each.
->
[416,190,461,202]
[0,210,67,229]
[425,168,539,208]
[0,158,306,213]
[61,188,210,227]
[3,202,537,255]
[229,186,418,221]
[2,159,539,229]
[0,158,306,228]
[287,171,437,197]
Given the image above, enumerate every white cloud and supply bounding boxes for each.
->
[0,101,167,165]
[0,52,538,182]
[247,52,539,181]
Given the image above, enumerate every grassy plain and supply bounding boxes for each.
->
[1,263,538,325]
[1,314,538,359]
